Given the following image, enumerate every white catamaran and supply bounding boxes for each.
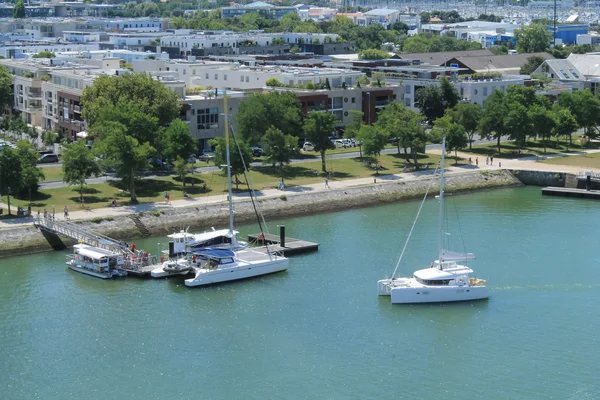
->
[185,92,289,287]
[377,137,489,304]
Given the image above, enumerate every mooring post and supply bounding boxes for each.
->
[279,225,286,248]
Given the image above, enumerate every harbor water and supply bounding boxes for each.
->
[1,186,599,399]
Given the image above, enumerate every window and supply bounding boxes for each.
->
[405,86,411,94]
[224,74,227,81]
[241,76,244,82]
[405,98,411,107]
[214,74,218,80]
[351,97,356,103]
[197,108,219,130]
[246,77,249,82]
[474,89,478,95]
[483,87,488,96]
[206,73,209,79]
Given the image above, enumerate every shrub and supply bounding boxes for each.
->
[279,194,287,201]
[150,210,162,217]
[90,217,104,223]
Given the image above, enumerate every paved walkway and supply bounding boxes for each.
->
[1,148,598,229]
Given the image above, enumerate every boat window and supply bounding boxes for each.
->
[221,257,234,264]
[417,278,452,286]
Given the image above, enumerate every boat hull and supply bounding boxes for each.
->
[67,263,112,279]
[185,259,288,287]
[390,285,489,304]
[151,267,192,278]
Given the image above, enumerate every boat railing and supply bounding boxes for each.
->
[35,215,133,255]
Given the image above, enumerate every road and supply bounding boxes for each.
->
[38,136,505,190]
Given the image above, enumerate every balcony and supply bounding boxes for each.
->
[73,105,81,113]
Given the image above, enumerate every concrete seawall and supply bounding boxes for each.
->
[0,170,521,258]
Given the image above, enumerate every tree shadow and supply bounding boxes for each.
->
[109,179,179,199]
[14,191,51,207]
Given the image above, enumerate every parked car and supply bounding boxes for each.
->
[198,152,215,162]
[187,155,197,164]
[303,141,315,151]
[252,146,263,157]
[38,153,59,163]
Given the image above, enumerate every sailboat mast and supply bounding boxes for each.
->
[438,136,446,262]
[224,91,237,247]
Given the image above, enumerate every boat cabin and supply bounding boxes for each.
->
[72,244,124,273]
[167,229,237,256]
[413,261,473,286]
[193,248,236,269]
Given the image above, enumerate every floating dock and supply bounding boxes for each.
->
[247,232,320,256]
[541,187,600,199]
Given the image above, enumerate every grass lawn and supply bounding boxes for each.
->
[469,135,598,158]
[40,166,64,182]
[539,151,600,169]
[6,151,450,211]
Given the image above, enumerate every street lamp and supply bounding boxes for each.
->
[366,91,371,124]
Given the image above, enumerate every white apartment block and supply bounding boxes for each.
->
[160,32,339,55]
[0,42,100,59]
[62,31,104,43]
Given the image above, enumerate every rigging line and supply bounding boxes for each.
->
[390,163,441,279]
[228,121,275,258]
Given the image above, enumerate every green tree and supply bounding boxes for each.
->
[13,0,26,19]
[358,49,390,60]
[446,103,482,149]
[375,102,426,166]
[520,55,546,75]
[265,77,283,87]
[0,146,23,214]
[16,140,44,204]
[552,107,578,150]
[236,92,303,145]
[32,51,56,59]
[43,130,58,147]
[0,65,13,113]
[160,119,196,162]
[356,124,388,170]
[372,72,386,87]
[439,77,459,110]
[61,140,101,204]
[81,72,180,139]
[91,110,154,202]
[211,136,253,190]
[172,156,190,189]
[557,90,600,137]
[415,85,445,122]
[528,105,556,153]
[514,23,552,53]
[504,103,531,151]
[433,116,467,163]
[261,126,298,183]
[304,111,336,173]
[479,89,510,153]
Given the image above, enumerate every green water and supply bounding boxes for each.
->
[2,186,600,399]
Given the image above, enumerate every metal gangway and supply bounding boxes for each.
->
[34,215,133,256]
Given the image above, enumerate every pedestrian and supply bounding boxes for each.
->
[485,157,489,165]
[468,157,472,165]
[499,162,502,168]
[475,157,479,166]
[27,204,31,216]
[490,156,494,165]
[164,192,169,204]
[325,177,329,188]
[63,205,68,219]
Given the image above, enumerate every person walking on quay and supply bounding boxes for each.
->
[475,157,479,166]
[485,157,489,165]
[164,192,170,204]
[325,177,330,188]
[63,206,69,219]
[43,208,48,219]
[490,156,494,166]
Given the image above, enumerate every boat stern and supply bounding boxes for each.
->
[378,279,393,296]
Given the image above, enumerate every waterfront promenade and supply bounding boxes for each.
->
[0,149,597,230]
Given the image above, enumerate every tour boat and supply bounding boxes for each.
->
[166,228,244,256]
[377,137,488,304]
[66,244,127,279]
[184,248,288,287]
[150,258,195,278]
[185,92,288,287]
